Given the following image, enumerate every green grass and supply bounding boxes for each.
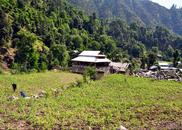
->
[0,72,182,129]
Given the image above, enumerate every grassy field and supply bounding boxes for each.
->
[0,72,182,129]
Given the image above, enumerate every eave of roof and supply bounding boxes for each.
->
[71,56,111,63]
[79,51,101,57]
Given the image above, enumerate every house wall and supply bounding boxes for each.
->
[72,62,110,74]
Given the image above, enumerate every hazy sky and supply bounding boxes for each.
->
[151,0,182,9]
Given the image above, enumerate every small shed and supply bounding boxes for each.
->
[109,62,130,73]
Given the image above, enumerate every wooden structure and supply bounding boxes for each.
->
[71,51,111,74]
[109,62,130,74]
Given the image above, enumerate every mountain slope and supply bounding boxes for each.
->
[0,0,117,71]
[0,0,181,72]
[69,0,182,35]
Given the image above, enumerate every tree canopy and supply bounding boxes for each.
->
[0,0,181,72]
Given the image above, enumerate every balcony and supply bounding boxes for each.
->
[72,65,110,73]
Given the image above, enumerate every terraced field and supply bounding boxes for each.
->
[0,72,182,129]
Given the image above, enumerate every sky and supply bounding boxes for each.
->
[150,0,182,9]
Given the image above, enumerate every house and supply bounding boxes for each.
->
[158,62,170,70]
[149,62,177,71]
[109,62,130,73]
[158,61,177,70]
[71,51,111,74]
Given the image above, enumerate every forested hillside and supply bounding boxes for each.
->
[0,0,181,72]
[69,0,182,35]
[0,0,117,72]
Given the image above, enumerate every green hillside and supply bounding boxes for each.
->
[0,72,182,129]
[69,0,182,35]
[0,0,118,71]
[0,0,181,72]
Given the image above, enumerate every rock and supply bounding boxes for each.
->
[31,95,39,99]
[51,89,60,97]
[7,96,19,101]
[38,90,47,98]
[85,126,92,130]
[117,125,127,130]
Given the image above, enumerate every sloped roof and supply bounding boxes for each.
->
[158,61,171,66]
[110,62,129,68]
[109,62,130,72]
[71,51,111,63]
[72,56,111,63]
[79,51,101,56]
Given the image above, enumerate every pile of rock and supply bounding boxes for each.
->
[135,69,182,82]
[32,90,48,99]
[7,96,19,101]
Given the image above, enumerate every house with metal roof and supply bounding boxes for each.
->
[71,51,111,74]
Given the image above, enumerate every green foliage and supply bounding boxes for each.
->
[83,67,97,82]
[0,72,182,129]
[164,45,174,60]
[147,52,157,68]
[140,56,147,69]
[130,42,145,58]
[50,44,69,67]
[173,50,180,67]
[40,61,47,71]
[10,62,21,74]
[0,0,118,71]
[70,0,182,35]
[0,7,13,46]
[0,66,3,74]
[107,20,182,62]
[88,41,101,50]
[51,58,59,67]
[71,35,84,51]
[14,28,49,71]
[0,0,182,72]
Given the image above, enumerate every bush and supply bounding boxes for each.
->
[40,61,47,72]
[0,66,3,74]
[83,67,97,83]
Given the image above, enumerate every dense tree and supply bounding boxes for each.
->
[140,56,147,69]
[108,20,182,61]
[0,0,182,72]
[88,41,101,50]
[72,35,84,51]
[70,0,182,35]
[14,28,49,71]
[130,42,146,58]
[50,44,69,67]
[164,45,174,60]
[0,0,117,71]
[173,50,180,67]
[0,9,13,46]
[147,52,157,69]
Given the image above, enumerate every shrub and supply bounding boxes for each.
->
[0,66,3,74]
[40,61,47,71]
[83,67,96,82]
